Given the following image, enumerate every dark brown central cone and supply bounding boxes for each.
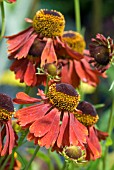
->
[94,45,110,65]
[0,93,14,112]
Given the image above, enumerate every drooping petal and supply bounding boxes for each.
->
[57,112,70,147]
[69,114,88,146]
[38,110,60,148]
[15,33,37,59]
[30,108,57,137]
[24,61,37,86]
[1,123,9,156]
[6,27,34,52]
[86,126,101,160]
[41,38,57,67]
[8,120,15,154]
[15,104,50,126]
[67,60,80,87]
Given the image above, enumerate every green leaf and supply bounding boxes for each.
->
[105,136,113,146]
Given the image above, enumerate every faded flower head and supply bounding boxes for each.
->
[89,33,114,72]
[32,9,65,38]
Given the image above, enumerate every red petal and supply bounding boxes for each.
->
[15,104,50,126]
[30,108,57,137]
[68,60,80,87]
[24,61,37,86]
[14,92,40,104]
[8,120,15,154]
[6,27,34,52]
[1,123,9,156]
[70,114,88,145]
[38,110,60,148]
[57,112,70,147]
[41,38,57,67]
[15,33,37,59]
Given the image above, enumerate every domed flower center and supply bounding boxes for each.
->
[74,101,99,126]
[32,9,65,38]
[47,83,80,112]
[62,31,86,54]
[0,93,14,121]
[94,45,110,65]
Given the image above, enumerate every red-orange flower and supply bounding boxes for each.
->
[76,101,108,160]
[5,9,83,86]
[89,33,114,72]
[14,83,88,150]
[59,31,106,88]
[0,93,16,156]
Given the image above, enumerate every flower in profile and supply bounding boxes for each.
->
[59,31,105,88]
[0,93,16,156]
[89,33,114,72]
[5,9,83,86]
[75,101,108,160]
[14,83,88,150]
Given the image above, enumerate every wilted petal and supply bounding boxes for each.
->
[15,34,37,59]
[41,38,57,67]
[6,27,34,52]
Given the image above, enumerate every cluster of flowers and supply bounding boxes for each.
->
[0,5,114,168]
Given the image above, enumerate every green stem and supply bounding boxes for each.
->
[74,0,81,32]
[103,99,114,170]
[44,76,50,95]
[24,145,40,170]
[0,1,5,40]
[0,155,11,170]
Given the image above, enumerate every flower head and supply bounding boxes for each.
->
[32,9,65,38]
[5,9,83,86]
[75,101,108,160]
[0,93,16,156]
[89,33,114,72]
[62,145,87,165]
[14,83,88,150]
[60,31,105,88]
